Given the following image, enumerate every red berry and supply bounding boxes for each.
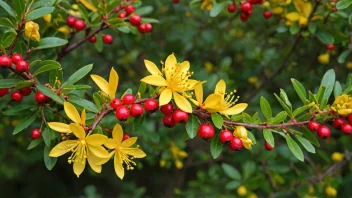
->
[122,94,135,105]
[240,13,248,22]
[35,91,47,103]
[19,87,31,96]
[317,125,331,139]
[130,104,144,118]
[163,113,176,128]
[308,121,320,132]
[263,11,272,19]
[74,19,86,31]
[125,5,135,15]
[327,44,335,51]
[118,12,127,18]
[241,2,252,13]
[145,23,152,32]
[228,4,237,13]
[341,123,352,135]
[11,91,23,102]
[138,23,147,33]
[332,7,337,12]
[264,141,273,151]
[11,53,23,64]
[246,10,253,16]
[228,138,243,151]
[144,98,159,113]
[258,0,264,4]
[173,0,180,4]
[31,128,41,140]
[115,106,130,121]
[348,114,352,124]
[219,130,234,144]
[130,14,141,26]
[110,98,122,109]
[0,88,9,97]
[122,133,131,141]
[198,123,215,140]
[15,60,28,72]
[161,103,174,115]
[0,56,12,67]
[248,0,258,4]
[172,109,189,124]
[102,34,113,44]
[88,35,97,43]
[333,118,345,129]
[67,16,76,27]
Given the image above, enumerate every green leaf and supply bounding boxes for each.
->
[26,7,54,21]
[1,30,17,48]
[49,69,63,87]
[295,135,315,153]
[44,146,57,170]
[293,105,311,117]
[13,0,25,20]
[0,0,15,17]
[94,33,103,52]
[225,181,241,190]
[31,0,56,9]
[316,30,334,44]
[34,60,61,75]
[27,139,43,150]
[316,86,326,106]
[117,26,131,33]
[338,50,351,64]
[141,18,159,23]
[260,96,272,120]
[42,127,51,147]
[135,6,154,16]
[263,129,274,147]
[3,104,34,115]
[320,69,336,100]
[336,0,352,10]
[334,81,342,98]
[308,22,317,33]
[186,114,199,139]
[35,37,68,50]
[15,81,33,89]
[0,17,15,28]
[211,113,224,129]
[93,92,102,110]
[271,111,287,124]
[0,79,23,88]
[286,135,304,161]
[78,3,89,22]
[210,2,227,17]
[138,82,147,97]
[221,163,241,180]
[61,64,93,87]
[36,83,65,104]
[133,113,145,131]
[190,0,202,6]
[247,131,256,144]
[68,96,99,113]
[242,161,256,180]
[122,88,133,96]
[210,131,223,159]
[107,18,125,26]
[289,23,300,35]
[302,128,320,147]
[291,78,309,104]
[280,89,292,107]
[13,113,37,135]
[274,93,292,117]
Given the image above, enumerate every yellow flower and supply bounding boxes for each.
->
[331,94,352,116]
[331,152,344,162]
[263,1,270,8]
[237,185,247,196]
[247,76,258,84]
[318,53,330,64]
[272,7,284,15]
[207,80,248,117]
[293,0,312,18]
[346,61,352,69]
[49,123,109,177]
[43,14,51,23]
[325,186,337,197]
[285,12,300,22]
[233,126,253,150]
[24,21,40,41]
[271,0,291,6]
[58,26,71,35]
[190,82,222,111]
[79,0,97,12]
[201,0,213,10]
[299,16,308,26]
[248,193,258,198]
[204,61,214,72]
[170,141,188,169]
[91,67,119,100]
[101,124,146,180]
[140,54,199,113]
[159,159,166,167]
[48,102,86,133]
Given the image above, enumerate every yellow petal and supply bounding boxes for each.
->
[190,98,200,106]
[173,92,192,113]
[79,0,97,12]
[86,134,108,146]
[215,79,226,95]
[194,83,203,105]
[203,94,222,110]
[219,103,248,115]
[144,59,162,75]
[109,68,119,99]
[81,108,86,126]
[87,149,102,173]
[121,137,138,148]
[91,74,111,97]
[140,75,168,87]
[187,79,200,90]
[112,124,123,147]
[48,122,71,133]
[70,123,86,139]
[104,138,117,149]
[285,12,300,22]
[159,88,172,106]
[64,102,81,124]
[120,148,146,158]
[88,146,110,158]
[49,140,77,157]
[164,53,177,79]
[73,160,86,178]
[96,151,115,165]
[114,152,124,179]
[293,0,312,18]
[178,61,190,73]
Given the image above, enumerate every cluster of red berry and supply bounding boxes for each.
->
[117,5,153,34]
[227,0,271,22]
[308,120,331,138]
[330,0,338,12]
[0,53,28,72]
[66,16,113,44]
[327,44,335,51]
[0,85,50,103]
[161,104,189,128]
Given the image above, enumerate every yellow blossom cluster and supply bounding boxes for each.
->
[330,94,352,116]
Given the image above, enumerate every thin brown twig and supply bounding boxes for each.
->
[261,160,277,190]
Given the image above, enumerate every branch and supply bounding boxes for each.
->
[88,109,113,132]
[7,17,25,55]
[261,160,277,190]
